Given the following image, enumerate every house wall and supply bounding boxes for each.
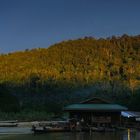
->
[69,111,121,125]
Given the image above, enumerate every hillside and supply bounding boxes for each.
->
[0,34,140,112]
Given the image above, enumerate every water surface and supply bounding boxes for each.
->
[0,130,140,140]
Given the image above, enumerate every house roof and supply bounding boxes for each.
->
[64,104,128,112]
[80,97,111,104]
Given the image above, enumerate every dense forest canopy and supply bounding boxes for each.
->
[0,34,140,112]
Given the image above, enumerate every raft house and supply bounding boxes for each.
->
[32,97,129,134]
[64,97,128,127]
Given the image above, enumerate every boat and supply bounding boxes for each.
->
[0,123,18,127]
[0,120,18,127]
[32,126,70,134]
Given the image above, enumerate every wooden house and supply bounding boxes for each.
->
[64,97,127,126]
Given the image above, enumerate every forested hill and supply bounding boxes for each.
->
[0,34,140,112]
[1,35,140,88]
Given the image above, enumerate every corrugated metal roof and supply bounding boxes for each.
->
[121,111,140,118]
[64,104,127,111]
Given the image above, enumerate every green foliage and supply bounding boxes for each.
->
[0,35,140,88]
[0,111,53,121]
[127,88,140,110]
[0,84,20,112]
[0,34,140,113]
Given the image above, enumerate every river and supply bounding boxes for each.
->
[0,130,140,140]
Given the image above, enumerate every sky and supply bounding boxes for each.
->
[0,0,140,53]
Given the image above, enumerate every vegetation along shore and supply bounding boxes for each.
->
[0,34,140,119]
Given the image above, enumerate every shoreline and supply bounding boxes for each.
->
[0,120,68,135]
[0,121,38,135]
[0,121,139,135]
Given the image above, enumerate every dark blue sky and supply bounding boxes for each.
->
[0,0,140,53]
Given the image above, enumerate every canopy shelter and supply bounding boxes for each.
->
[121,111,140,121]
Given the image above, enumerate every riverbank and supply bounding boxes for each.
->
[0,121,38,134]
[0,120,139,135]
[0,121,68,134]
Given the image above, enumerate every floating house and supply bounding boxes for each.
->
[64,97,128,126]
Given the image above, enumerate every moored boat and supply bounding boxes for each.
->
[32,126,70,134]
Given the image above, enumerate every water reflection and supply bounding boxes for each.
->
[122,129,138,140]
[0,130,139,140]
[128,129,131,140]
